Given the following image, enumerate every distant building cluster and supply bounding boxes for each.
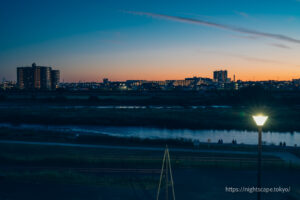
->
[17,63,60,90]
[0,66,299,91]
[0,80,15,90]
[60,76,216,91]
[57,70,297,91]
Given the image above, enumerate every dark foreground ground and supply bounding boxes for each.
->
[1,169,299,200]
[0,142,299,200]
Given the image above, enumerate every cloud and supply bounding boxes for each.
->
[287,16,296,22]
[125,11,300,44]
[230,35,259,40]
[234,11,249,18]
[236,54,285,64]
[100,39,122,44]
[269,43,291,49]
[199,50,288,64]
[229,54,285,64]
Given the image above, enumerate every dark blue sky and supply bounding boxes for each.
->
[1,0,300,81]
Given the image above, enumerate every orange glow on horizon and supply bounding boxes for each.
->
[61,63,300,82]
[62,73,300,82]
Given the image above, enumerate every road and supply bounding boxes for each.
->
[0,140,300,165]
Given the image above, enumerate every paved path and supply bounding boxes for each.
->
[0,140,300,165]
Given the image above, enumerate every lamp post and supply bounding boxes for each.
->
[252,115,268,200]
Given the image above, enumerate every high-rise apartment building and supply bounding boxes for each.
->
[17,67,33,89]
[213,70,228,83]
[51,70,60,90]
[40,66,52,90]
[17,63,60,90]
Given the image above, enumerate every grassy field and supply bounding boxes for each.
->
[1,105,300,131]
[0,142,293,186]
[0,142,299,200]
[0,142,287,169]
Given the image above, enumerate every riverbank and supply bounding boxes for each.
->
[0,126,299,155]
[1,104,300,132]
[1,123,299,146]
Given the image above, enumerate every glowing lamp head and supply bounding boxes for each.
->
[252,115,268,126]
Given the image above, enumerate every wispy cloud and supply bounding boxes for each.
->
[227,54,285,64]
[100,39,122,45]
[199,50,288,65]
[236,54,285,64]
[234,11,249,18]
[125,11,300,44]
[230,35,259,40]
[269,43,291,49]
[287,16,296,22]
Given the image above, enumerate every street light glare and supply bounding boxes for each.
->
[252,115,268,126]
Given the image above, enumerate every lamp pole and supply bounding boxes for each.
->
[257,126,262,200]
[252,115,268,200]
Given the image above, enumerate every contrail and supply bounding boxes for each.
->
[126,11,300,44]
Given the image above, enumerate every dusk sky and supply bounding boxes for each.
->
[1,0,300,82]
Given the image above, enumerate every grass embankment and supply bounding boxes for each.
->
[0,142,296,193]
[3,170,158,189]
[0,143,284,169]
[0,143,291,180]
[0,105,300,131]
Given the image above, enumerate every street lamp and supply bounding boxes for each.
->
[252,114,268,200]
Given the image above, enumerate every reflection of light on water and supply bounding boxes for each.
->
[0,105,233,110]
[0,123,299,147]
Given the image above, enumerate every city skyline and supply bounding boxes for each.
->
[7,62,300,83]
[8,64,300,92]
[1,0,300,82]
[2,61,300,83]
